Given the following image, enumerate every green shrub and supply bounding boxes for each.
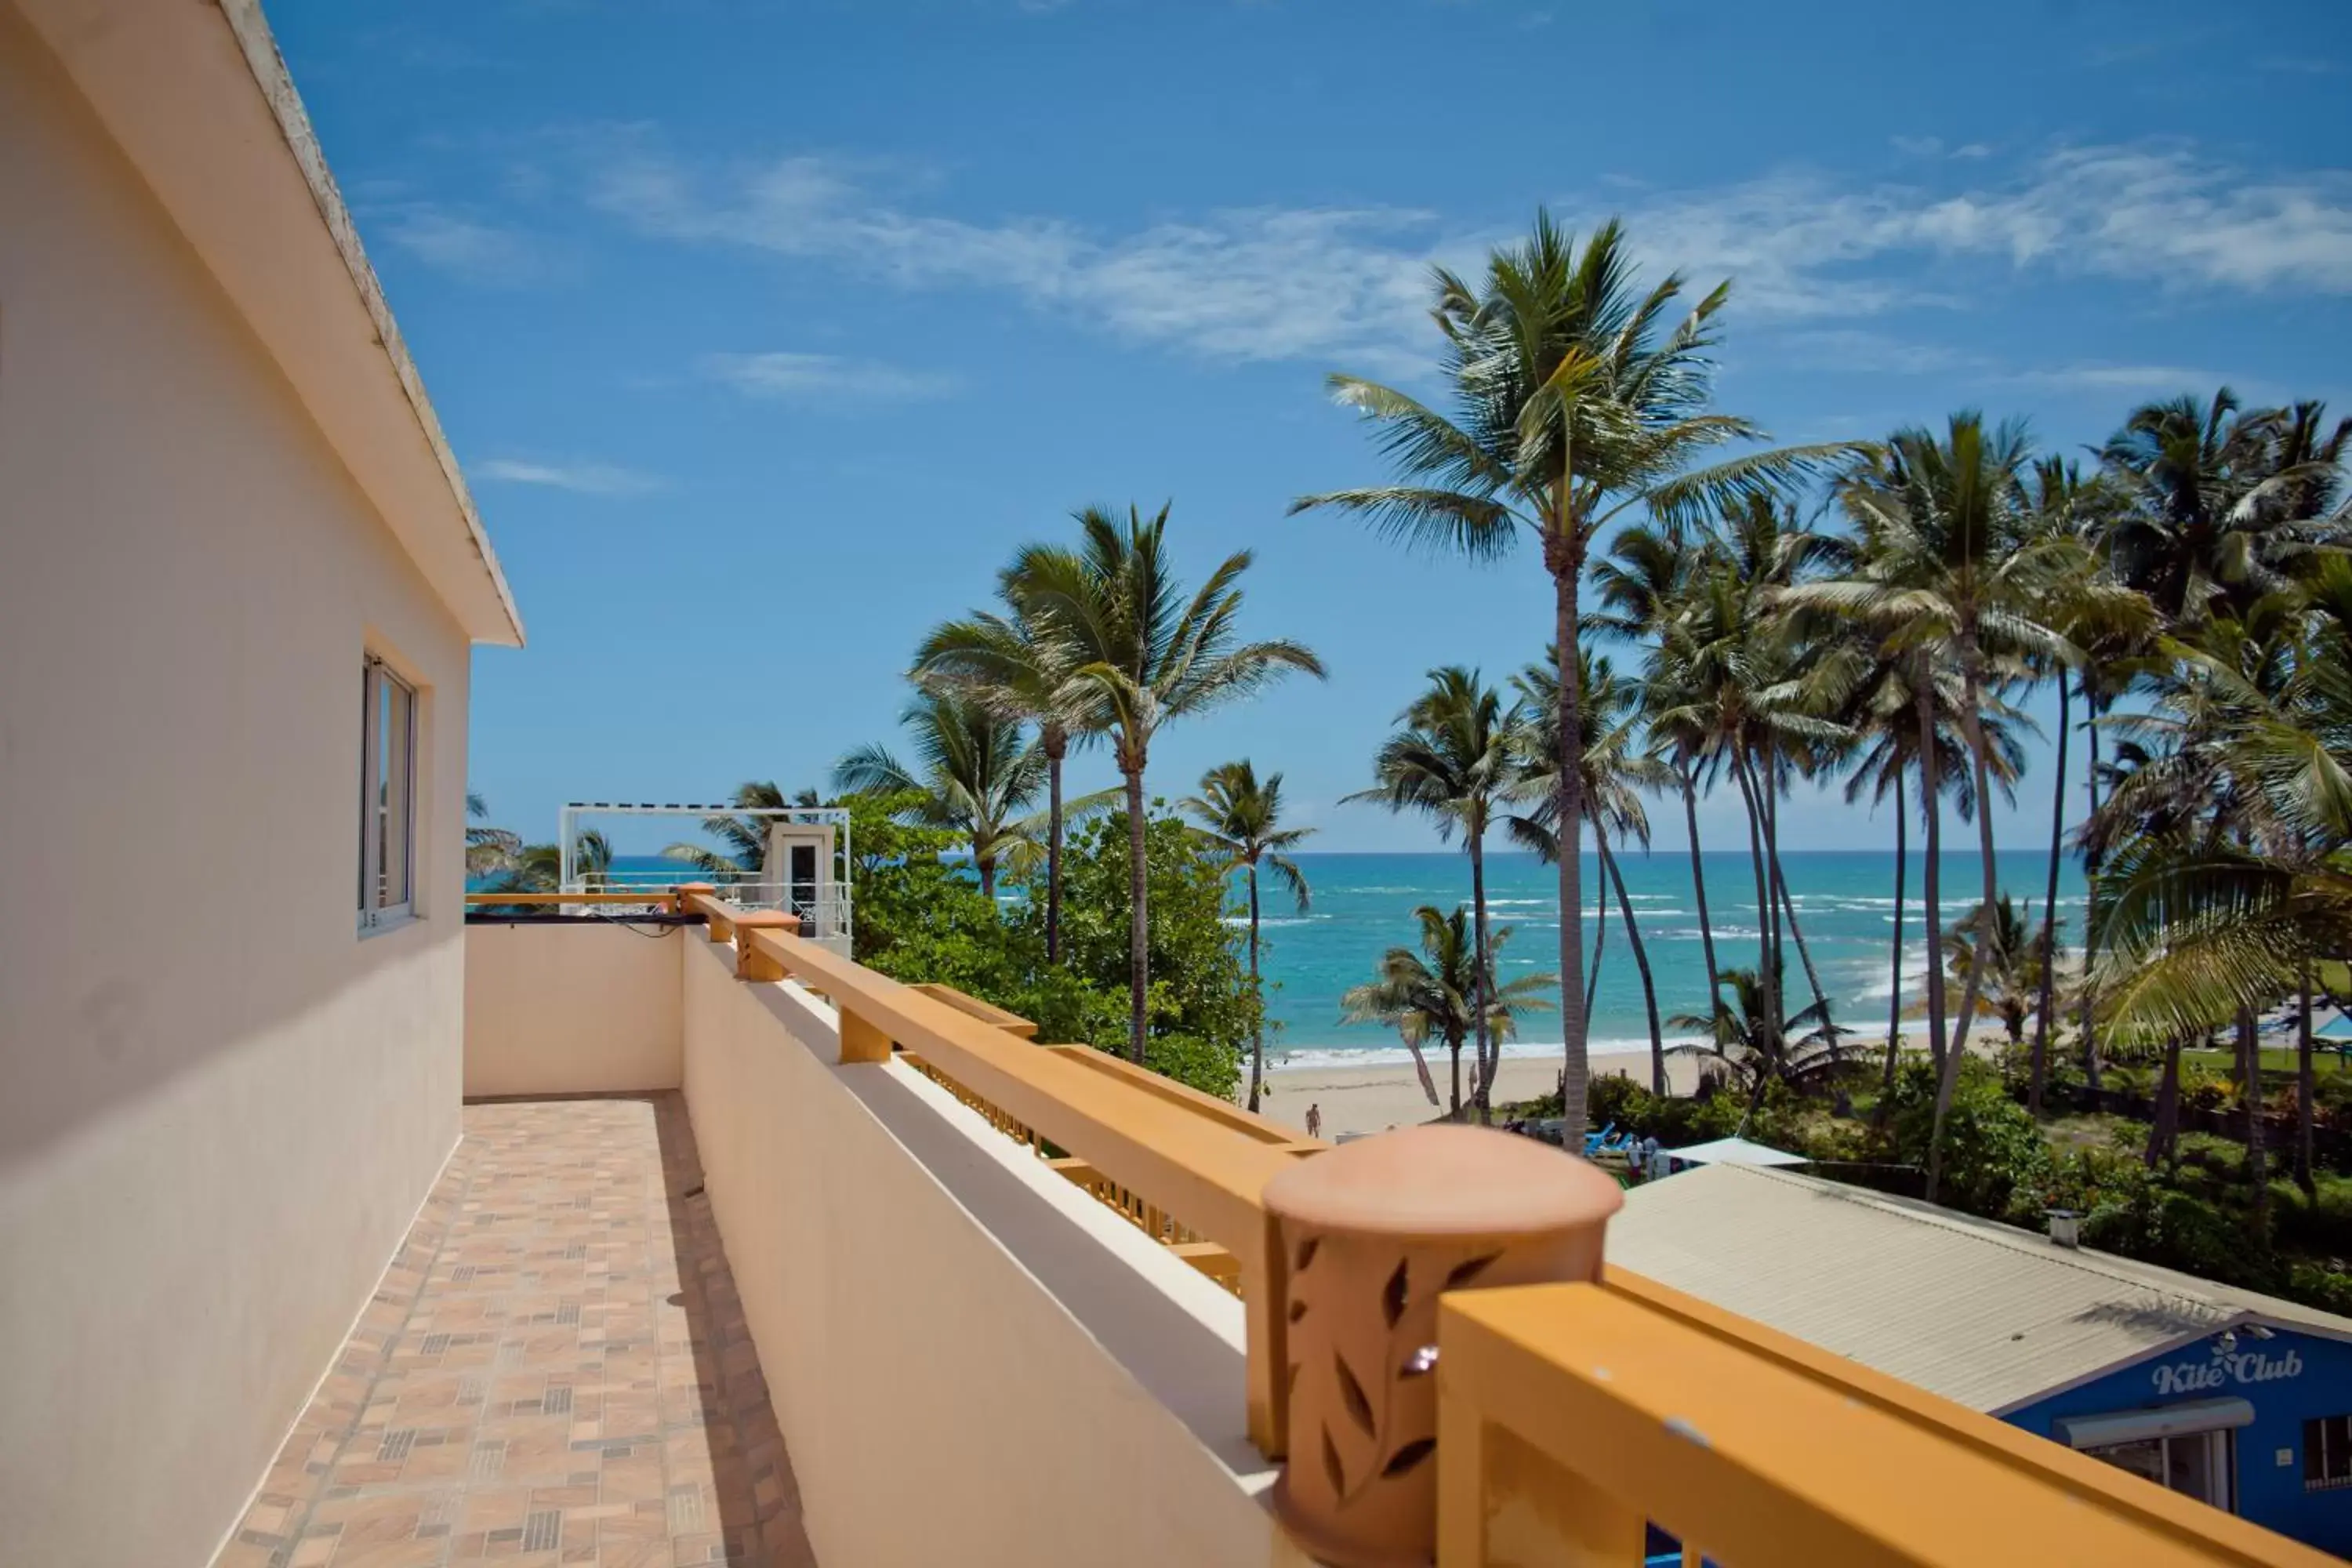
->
[1887,1058,2049,1218]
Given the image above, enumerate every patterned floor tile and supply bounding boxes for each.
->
[209,1095,813,1567]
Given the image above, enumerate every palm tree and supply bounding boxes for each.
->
[1509,648,1675,1092]
[1341,906,1556,1120]
[663,782,818,879]
[2100,390,2350,626]
[1350,668,1516,1117]
[833,690,1064,903]
[1940,893,2048,1047]
[479,829,612,895]
[914,571,1101,961]
[1011,504,1323,1064]
[1182,761,1314,1112]
[1668,964,1844,1116]
[1832,651,2027,1094]
[466,790,523,879]
[1789,414,2119,1200]
[1294,212,1857,1142]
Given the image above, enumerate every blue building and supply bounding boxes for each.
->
[1610,1163,2352,1557]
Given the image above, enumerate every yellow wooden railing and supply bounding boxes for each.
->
[655,887,2323,1564]
[683,889,1317,1457]
[1437,1269,2337,1567]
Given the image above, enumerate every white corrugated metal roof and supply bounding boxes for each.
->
[1607,1164,2352,1414]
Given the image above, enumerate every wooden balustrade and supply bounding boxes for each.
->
[1436,1270,2336,1568]
[463,889,696,910]
[673,889,2321,1564]
[684,891,1318,1457]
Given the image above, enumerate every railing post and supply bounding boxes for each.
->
[837,1008,891,1065]
[675,880,717,919]
[1260,1125,1621,1568]
[729,910,799,981]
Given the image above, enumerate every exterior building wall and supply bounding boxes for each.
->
[0,15,473,1564]
[463,921,685,1097]
[677,936,1301,1568]
[2005,1327,2352,1555]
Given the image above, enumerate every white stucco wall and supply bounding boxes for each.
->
[0,15,474,1565]
[463,921,686,1097]
[679,936,1305,1568]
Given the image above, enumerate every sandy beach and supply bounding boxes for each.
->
[1259,1050,1705,1139]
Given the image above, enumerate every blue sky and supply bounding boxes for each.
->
[272,0,2352,855]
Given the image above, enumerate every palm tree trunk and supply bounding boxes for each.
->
[1602,835,1665,1094]
[1761,766,1791,993]
[2239,1005,2270,1231]
[1247,863,1265,1112]
[1584,822,1610,1025]
[1549,543,1591,1145]
[1044,728,1067,964]
[1123,764,1149,1065]
[1929,636,2002,1205]
[2147,1036,2183,1169]
[1771,850,1831,1028]
[978,858,997,904]
[1682,765,1721,1007]
[1883,766,1908,1101]
[2029,666,2068,1116]
[2299,967,2318,1200]
[1914,683,1951,1076]
[2080,703,2103,1093]
[1448,1029,1465,1121]
[1732,753,1779,1033]
[1468,826,1495,1123]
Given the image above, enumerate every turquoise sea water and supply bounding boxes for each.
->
[590,848,2089,1065]
[1249,850,2087,1065]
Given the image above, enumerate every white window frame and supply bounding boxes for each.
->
[358,655,418,934]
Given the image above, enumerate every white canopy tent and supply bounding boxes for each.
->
[1661,1137,1809,1169]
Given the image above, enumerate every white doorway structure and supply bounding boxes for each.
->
[557,800,854,956]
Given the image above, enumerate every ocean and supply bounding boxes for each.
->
[589,848,2086,1067]
[1249,850,2086,1068]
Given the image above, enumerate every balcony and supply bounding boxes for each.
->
[215,889,2336,1567]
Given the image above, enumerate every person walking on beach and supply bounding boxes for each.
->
[1305,1102,1323,1140]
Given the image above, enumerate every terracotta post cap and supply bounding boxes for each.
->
[731,909,801,933]
[675,881,718,898]
[1262,1123,1621,1239]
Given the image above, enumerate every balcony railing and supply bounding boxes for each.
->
[466,887,2333,1567]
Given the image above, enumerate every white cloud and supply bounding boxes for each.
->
[586,141,2352,366]
[592,152,1450,371]
[376,204,541,284]
[476,458,662,495]
[699,351,963,403]
[2011,363,2255,396]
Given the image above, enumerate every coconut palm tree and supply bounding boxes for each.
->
[1668,964,1843,1116]
[663,782,820,878]
[1350,668,1517,1117]
[913,572,1102,961]
[1341,906,1556,1120]
[1292,213,1857,1143]
[2100,390,2350,626]
[1010,504,1323,1064]
[833,690,1073,903]
[1181,760,1314,1112]
[1788,414,2117,1200]
[466,790,524,879]
[1831,650,2027,1094]
[478,829,612,895]
[1508,648,1675,1092]
[1940,893,2049,1047]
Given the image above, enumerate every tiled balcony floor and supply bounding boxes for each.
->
[214,1094,814,1568]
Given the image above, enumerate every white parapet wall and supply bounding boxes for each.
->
[463,920,686,1097]
[677,934,1306,1568]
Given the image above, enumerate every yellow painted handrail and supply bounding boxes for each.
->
[686,892,1314,1455]
[464,889,688,909]
[910,982,1041,1039]
[1438,1276,2335,1568]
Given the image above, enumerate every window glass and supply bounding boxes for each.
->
[360,659,417,926]
[2308,1415,2352,1490]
